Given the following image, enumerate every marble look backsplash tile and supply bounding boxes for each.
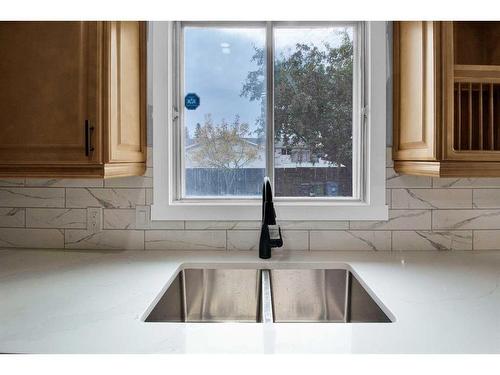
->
[0,208,25,228]
[386,168,432,188]
[472,189,500,208]
[392,230,473,251]
[278,221,349,230]
[103,209,137,230]
[310,230,391,251]
[185,221,260,230]
[25,178,104,188]
[0,147,500,251]
[0,188,65,208]
[280,231,309,251]
[65,229,144,250]
[145,230,226,251]
[103,168,153,188]
[392,189,472,209]
[0,228,64,248]
[349,210,431,230]
[433,178,500,189]
[0,179,25,187]
[473,230,500,250]
[432,210,500,230]
[66,188,145,209]
[227,230,259,251]
[26,208,86,229]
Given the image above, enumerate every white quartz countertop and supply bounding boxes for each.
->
[1,248,499,353]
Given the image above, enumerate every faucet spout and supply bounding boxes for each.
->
[259,177,283,259]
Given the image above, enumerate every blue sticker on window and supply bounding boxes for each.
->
[184,93,200,110]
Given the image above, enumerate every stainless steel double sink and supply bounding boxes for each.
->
[145,268,392,323]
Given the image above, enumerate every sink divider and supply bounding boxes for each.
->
[180,269,187,322]
[260,270,274,323]
[343,271,351,323]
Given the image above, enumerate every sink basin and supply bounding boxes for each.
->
[270,269,347,322]
[270,269,391,323]
[145,269,261,322]
[144,267,391,323]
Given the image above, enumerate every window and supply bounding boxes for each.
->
[273,25,358,198]
[152,22,388,221]
[181,25,266,198]
[179,22,358,199]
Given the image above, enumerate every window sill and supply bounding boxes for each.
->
[151,201,388,221]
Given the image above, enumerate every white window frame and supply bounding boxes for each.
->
[151,21,388,221]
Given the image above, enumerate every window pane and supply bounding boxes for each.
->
[273,26,355,197]
[183,26,266,197]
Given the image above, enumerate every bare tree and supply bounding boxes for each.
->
[191,114,261,193]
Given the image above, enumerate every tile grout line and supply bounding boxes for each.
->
[307,230,311,251]
[225,230,228,251]
[390,230,393,252]
[472,229,474,251]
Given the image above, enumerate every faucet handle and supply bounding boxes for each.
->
[267,224,283,248]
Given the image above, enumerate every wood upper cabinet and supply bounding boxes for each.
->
[0,22,99,165]
[103,21,147,176]
[393,21,500,177]
[393,22,440,165]
[0,21,146,178]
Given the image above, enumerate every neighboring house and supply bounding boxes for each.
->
[273,141,337,168]
[184,138,350,197]
[184,138,265,169]
[185,138,337,169]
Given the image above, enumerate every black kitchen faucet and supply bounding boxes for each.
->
[259,177,283,259]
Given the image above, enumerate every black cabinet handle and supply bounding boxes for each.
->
[85,120,95,157]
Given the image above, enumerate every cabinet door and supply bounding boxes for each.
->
[104,21,146,164]
[0,22,100,164]
[393,21,441,161]
[443,21,500,162]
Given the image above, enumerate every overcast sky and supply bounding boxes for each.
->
[183,26,353,139]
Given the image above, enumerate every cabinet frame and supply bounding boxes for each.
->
[392,21,441,162]
[103,21,147,166]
